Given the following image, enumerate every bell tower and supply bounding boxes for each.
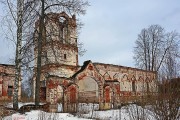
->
[34,12,78,78]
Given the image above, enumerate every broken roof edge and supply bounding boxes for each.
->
[71,60,92,79]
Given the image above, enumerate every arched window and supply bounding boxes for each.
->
[121,74,130,91]
[59,17,68,43]
[147,82,149,92]
[132,81,136,92]
[131,76,136,92]
[146,77,150,92]
[59,17,66,23]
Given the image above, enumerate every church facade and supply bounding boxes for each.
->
[33,12,157,112]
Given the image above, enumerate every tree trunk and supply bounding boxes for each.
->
[35,0,45,106]
[13,0,24,110]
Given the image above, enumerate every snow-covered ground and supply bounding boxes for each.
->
[4,111,91,120]
[2,103,157,120]
[78,104,156,120]
[5,102,45,109]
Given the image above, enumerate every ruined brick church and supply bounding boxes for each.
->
[32,12,157,112]
[0,12,157,112]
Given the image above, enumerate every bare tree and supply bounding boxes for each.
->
[159,31,180,79]
[0,0,25,110]
[133,25,180,78]
[133,25,180,119]
[0,0,38,109]
[12,0,24,110]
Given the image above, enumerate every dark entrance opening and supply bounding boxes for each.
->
[8,86,13,98]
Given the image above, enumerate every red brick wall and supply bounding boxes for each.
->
[0,64,15,99]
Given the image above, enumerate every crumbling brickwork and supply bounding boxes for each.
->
[0,64,21,100]
[94,63,157,95]
[33,12,158,112]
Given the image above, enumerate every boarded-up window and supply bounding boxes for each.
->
[69,86,76,103]
[115,84,120,94]
[105,87,110,103]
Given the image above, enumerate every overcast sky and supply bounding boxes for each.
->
[0,0,180,67]
[78,0,180,67]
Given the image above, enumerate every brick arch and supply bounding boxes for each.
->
[77,71,104,85]
[77,76,99,103]
[76,63,104,84]
[47,12,70,21]
[74,62,105,104]
[58,12,70,20]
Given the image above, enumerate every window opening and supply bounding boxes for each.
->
[64,54,67,59]
[8,86,13,96]
[132,81,136,92]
